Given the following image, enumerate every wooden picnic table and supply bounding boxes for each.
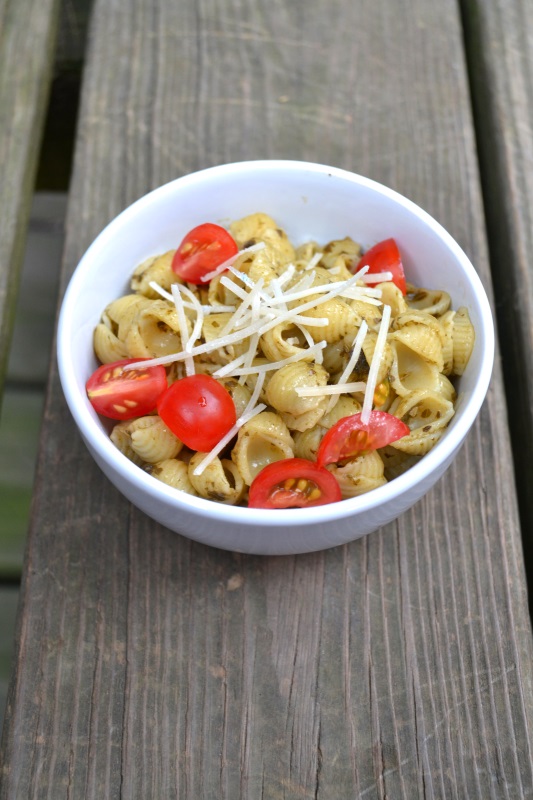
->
[2,0,533,797]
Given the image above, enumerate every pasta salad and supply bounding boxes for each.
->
[86,213,475,508]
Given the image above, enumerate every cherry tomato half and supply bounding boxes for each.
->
[354,237,407,295]
[86,358,167,420]
[157,374,236,451]
[171,222,238,284]
[248,458,342,509]
[316,411,410,467]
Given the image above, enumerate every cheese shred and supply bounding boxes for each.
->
[361,304,391,424]
[127,243,394,439]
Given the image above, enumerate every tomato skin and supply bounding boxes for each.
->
[248,458,342,509]
[157,374,236,451]
[317,411,410,467]
[86,358,167,420]
[354,237,407,295]
[171,222,238,284]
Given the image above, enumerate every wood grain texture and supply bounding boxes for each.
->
[0,389,44,576]
[0,193,66,581]
[0,0,60,409]
[0,194,65,575]
[6,194,65,385]
[55,0,92,66]
[0,588,19,735]
[459,0,533,579]
[2,0,533,797]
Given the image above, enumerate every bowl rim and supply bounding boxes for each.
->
[58,159,495,528]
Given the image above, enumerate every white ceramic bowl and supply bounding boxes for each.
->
[57,160,494,555]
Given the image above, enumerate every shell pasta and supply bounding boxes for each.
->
[91,213,475,505]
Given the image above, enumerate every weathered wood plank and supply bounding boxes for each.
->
[5,194,66,385]
[460,0,533,581]
[0,193,65,576]
[0,389,44,577]
[55,0,92,67]
[2,0,533,798]
[0,589,19,737]
[0,0,61,409]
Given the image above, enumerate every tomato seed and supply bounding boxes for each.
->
[277,477,320,500]
[350,430,368,447]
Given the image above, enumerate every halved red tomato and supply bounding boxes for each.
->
[354,237,407,295]
[248,458,342,509]
[86,358,167,420]
[157,374,236,451]
[171,222,238,284]
[316,411,410,467]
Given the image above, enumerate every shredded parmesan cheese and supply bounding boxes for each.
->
[287,271,316,295]
[219,276,264,336]
[149,281,173,301]
[229,341,327,376]
[171,285,195,376]
[238,331,260,385]
[295,382,367,397]
[277,264,296,287]
[148,281,236,315]
[353,264,370,279]
[125,262,384,376]
[179,283,205,353]
[269,277,289,311]
[361,304,391,424]
[359,270,393,284]
[125,270,372,370]
[266,278,360,306]
[304,252,323,270]
[340,321,369,384]
[325,320,369,413]
[212,353,248,379]
[200,241,266,283]
[244,371,266,416]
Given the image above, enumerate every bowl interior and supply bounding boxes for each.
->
[59,160,494,531]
